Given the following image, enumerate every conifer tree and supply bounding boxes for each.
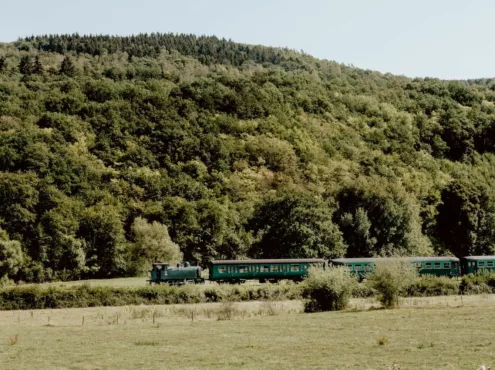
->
[0,56,6,73]
[19,55,33,75]
[59,56,76,77]
[33,56,44,75]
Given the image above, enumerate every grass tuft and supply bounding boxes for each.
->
[377,336,389,346]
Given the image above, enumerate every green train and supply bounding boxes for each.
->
[148,256,495,285]
[149,258,325,285]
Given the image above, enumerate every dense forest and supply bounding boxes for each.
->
[1,33,495,282]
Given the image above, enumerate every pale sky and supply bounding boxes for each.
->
[0,0,494,79]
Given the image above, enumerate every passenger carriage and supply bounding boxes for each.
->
[461,256,495,274]
[330,256,460,278]
[208,258,326,283]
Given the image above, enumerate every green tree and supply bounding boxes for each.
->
[130,217,182,273]
[335,181,432,257]
[249,191,345,259]
[369,259,418,308]
[0,56,6,73]
[60,56,76,77]
[0,236,24,284]
[19,55,33,75]
[436,180,495,256]
[33,56,44,75]
[79,203,126,277]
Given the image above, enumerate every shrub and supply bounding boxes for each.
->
[352,281,374,298]
[301,266,356,312]
[368,259,418,308]
[460,270,495,294]
[406,275,460,297]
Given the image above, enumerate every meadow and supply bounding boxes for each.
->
[1,295,494,369]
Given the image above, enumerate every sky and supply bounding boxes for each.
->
[0,0,494,80]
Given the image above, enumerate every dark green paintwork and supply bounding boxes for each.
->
[208,259,326,282]
[461,256,495,274]
[149,262,204,285]
[331,257,460,278]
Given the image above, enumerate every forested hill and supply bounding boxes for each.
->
[1,33,495,282]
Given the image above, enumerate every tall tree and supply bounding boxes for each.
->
[0,56,6,73]
[59,56,76,77]
[130,217,182,273]
[19,55,33,75]
[33,56,44,75]
[436,180,495,256]
[248,191,345,259]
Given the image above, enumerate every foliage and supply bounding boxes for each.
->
[249,191,345,259]
[0,282,300,310]
[436,180,495,256]
[301,266,356,312]
[368,259,418,308]
[130,217,182,273]
[1,34,495,281]
[0,238,24,284]
[405,275,460,297]
[460,270,495,294]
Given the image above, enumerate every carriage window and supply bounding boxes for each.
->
[365,265,371,272]
[488,262,494,268]
[355,265,363,271]
[291,265,300,272]
[218,266,226,273]
[479,262,485,267]
[261,265,270,272]
[283,265,288,272]
[425,263,432,269]
[347,265,353,271]
[434,263,441,269]
[443,263,450,269]
[416,263,422,268]
[239,266,248,273]
[270,265,279,272]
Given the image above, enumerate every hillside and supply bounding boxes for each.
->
[1,33,495,282]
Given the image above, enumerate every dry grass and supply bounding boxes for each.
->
[0,296,494,369]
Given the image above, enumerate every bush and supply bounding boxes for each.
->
[301,266,356,312]
[368,259,418,308]
[351,282,374,298]
[460,270,495,294]
[406,275,460,297]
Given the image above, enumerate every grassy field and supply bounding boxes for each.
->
[0,295,494,369]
